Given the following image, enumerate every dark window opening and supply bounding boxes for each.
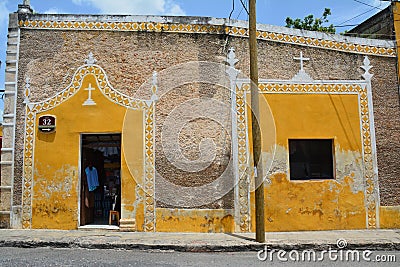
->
[289,139,334,180]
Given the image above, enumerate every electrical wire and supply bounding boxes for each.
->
[353,0,383,11]
[336,7,377,26]
[239,0,249,15]
[236,6,244,19]
[229,0,235,20]
[225,0,236,54]
[334,24,360,28]
[338,0,390,26]
[344,33,395,38]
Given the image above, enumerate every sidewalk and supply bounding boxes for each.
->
[0,229,399,252]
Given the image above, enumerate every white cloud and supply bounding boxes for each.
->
[72,0,185,15]
[166,3,185,16]
[44,7,64,14]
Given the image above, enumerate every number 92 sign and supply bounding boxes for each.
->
[38,115,56,133]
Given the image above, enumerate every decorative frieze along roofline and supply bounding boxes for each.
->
[17,14,396,58]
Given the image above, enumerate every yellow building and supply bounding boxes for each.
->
[0,4,399,231]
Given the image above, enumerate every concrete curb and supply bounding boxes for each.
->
[1,229,399,252]
[1,240,399,252]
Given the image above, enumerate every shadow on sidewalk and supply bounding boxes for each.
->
[225,233,255,242]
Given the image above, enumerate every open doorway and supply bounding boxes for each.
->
[80,134,121,227]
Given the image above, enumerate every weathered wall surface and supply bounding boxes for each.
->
[369,55,400,206]
[16,29,234,211]
[29,73,145,229]
[156,208,234,232]
[252,94,366,231]
[380,206,400,229]
[388,1,400,207]
[236,41,400,208]
[229,35,400,207]
[30,74,137,229]
[6,14,399,230]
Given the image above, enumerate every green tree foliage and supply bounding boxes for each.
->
[285,8,336,34]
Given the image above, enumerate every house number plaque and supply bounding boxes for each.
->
[38,115,56,133]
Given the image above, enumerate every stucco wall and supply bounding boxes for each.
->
[7,13,399,230]
[254,94,366,231]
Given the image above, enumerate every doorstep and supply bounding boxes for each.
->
[78,225,119,231]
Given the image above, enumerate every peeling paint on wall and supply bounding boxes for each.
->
[250,172,366,232]
[263,145,364,194]
[334,147,363,193]
[249,93,367,231]
[156,208,234,233]
[32,164,79,229]
[380,206,400,228]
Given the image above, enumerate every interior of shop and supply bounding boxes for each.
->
[80,134,121,226]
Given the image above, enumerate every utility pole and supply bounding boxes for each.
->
[249,0,265,243]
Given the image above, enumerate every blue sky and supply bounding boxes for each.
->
[0,0,392,112]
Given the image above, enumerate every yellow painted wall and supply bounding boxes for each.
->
[32,74,143,229]
[156,208,234,233]
[121,108,145,231]
[380,206,400,229]
[249,93,366,231]
[30,72,369,231]
[29,69,234,232]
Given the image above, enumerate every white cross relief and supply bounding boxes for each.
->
[294,51,310,71]
[83,83,97,106]
[292,51,313,82]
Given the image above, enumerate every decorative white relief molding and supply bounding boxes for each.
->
[85,52,97,66]
[362,56,373,81]
[226,47,240,84]
[227,47,239,67]
[23,77,30,104]
[360,55,379,228]
[292,51,313,82]
[225,47,248,232]
[82,83,96,106]
[151,71,159,102]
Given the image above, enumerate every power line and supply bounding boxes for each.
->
[334,24,360,28]
[236,5,244,19]
[353,0,383,11]
[343,32,395,37]
[229,0,235,20]
[239,0,249,15]
[337,0,391,26]
[337,7,376,26]
[229,0,247,20]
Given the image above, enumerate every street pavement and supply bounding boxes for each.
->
[1,247,399,266]
[0,229,399,252]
